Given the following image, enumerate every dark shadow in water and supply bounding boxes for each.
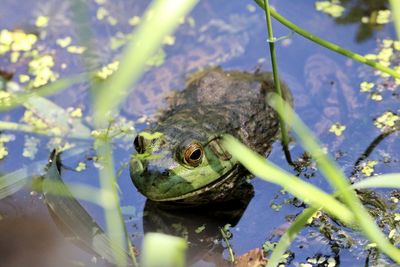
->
[334,0,389,42]
[142,182,254,266]
[351,126,399,177]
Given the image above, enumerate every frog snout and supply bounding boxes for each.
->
[130,158,144,175]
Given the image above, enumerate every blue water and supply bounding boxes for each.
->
[0,0,399,266]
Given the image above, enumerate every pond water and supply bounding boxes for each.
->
[0,0,399,266]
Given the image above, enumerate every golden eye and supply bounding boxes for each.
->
[183,143,203,166]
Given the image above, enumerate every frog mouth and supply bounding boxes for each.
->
[156,164,243,203]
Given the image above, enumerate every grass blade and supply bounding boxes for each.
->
[268,94,400,263]
[390,0,400,40]
[93,0,199,124]
[353,174,400,189]
[1,76,85,112]
[266,208,318,267]
[222,135,354,225]
[43,151,135,266]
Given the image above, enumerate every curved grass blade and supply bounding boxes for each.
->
[1,76,85,112]
[390,0,400,40]
[266,207,318,267]
[267,173,400,267]
[23,94,91,138]
[268,94,400,263]
[222,135,354,225]
[43,151,135,266]
[353,174,400,190]
[0,146,88,200]
[0,161,44,199]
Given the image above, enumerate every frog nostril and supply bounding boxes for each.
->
[134,135,145,154]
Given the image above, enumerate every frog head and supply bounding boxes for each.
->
[129,123,239,203]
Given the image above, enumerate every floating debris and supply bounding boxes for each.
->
[329,122,346,136]
[361,160,378,176]
[75,162,86,172]
[22,136,40,159]
[359,81,374,92]
[96,61,120,80]
[35,16,49,28]
[374,111,399,131]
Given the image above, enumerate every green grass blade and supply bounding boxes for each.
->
[44,151,135,266]
[268,173,400,267]
[222,135,354,225]
[0,161,42,199]
[390,0,400,40]
[253,0,400,79]
[0,146,88,200]
[141,233,187,267]
[266,207,318,267]
[1,76,85,112]
[93,0,199,124]
[90,2,198,264]
[353,174,400,189]
[268,94,400,263]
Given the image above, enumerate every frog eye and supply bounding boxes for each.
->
[183,143,203,167]
[134,135,145,154]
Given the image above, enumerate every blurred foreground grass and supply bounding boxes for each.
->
[0,0,399,266]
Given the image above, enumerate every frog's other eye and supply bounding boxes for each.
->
[183,143,203,167]
[134,135,145,154]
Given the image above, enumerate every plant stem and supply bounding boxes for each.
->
[254,0,400,80]
[219,227,235,262]
[262,0,293,165]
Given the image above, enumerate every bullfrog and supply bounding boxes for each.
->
[129,68,291,205]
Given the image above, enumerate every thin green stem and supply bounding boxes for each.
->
[220,227,235,262]
[0,121,90,140]
[262,0,292,165]
[0,75,84,112]
[254,0,400,80]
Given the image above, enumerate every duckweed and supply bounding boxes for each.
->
[374,111,399,131]
[361,160,378,176]
[96,61,120,80]
[22,136,40,160]
[315,1,344,18]
[329,122,346,136]
[35,16,49,28]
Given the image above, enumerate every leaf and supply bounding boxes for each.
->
[0,161,44,199]
[43,151,134,266]
[0,146,88,200]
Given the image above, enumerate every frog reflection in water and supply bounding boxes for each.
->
[130,68,291,205]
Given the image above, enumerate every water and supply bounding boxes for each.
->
[0,0,399,266]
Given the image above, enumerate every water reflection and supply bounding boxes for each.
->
[142,183,254,266]
[334,0,389,42]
